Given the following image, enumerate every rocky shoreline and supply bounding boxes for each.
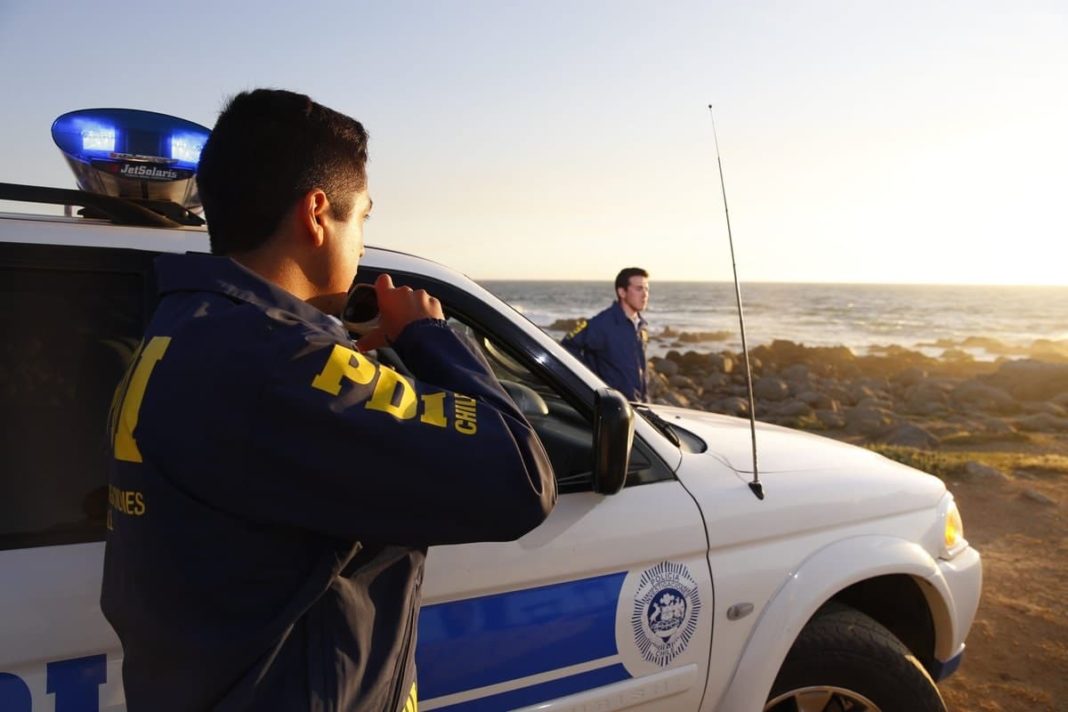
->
[645,337,1068,452]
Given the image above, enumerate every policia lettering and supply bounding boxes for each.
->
[311,344,477,434]
[112,336,171,464]
[106,337,170,530]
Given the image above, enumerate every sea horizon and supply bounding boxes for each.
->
[477,280,1068,362]
[476,278,1068,289]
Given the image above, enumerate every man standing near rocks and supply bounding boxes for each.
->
[562,267,650,402]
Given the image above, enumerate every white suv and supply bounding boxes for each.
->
[0,183,980,712]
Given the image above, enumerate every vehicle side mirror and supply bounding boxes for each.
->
[592,388,634,495]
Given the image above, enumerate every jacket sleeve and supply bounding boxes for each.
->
[560,318,599,371]
[237,318,557,547]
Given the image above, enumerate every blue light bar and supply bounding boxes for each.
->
[51,107,211,209]
[52,108,210,169]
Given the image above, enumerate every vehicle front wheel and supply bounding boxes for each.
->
[764,603,946,712]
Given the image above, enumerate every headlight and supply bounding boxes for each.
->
[942,498,967,558]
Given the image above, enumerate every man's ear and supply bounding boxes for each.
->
[298,189,331,247]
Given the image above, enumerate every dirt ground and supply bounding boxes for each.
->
[917,437,1067,711]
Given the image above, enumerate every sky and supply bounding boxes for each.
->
[1,1,1065,285]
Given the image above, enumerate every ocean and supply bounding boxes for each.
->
[478,281,1068,361]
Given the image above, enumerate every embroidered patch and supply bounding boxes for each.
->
[631,561,702,666]
[566,318,588,339]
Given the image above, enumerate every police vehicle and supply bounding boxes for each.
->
[0,109,981,712]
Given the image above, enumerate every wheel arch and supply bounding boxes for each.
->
[714,535,957,712]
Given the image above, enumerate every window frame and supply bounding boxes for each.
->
[350,267,677,492]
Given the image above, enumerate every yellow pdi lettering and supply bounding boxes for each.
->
[311,344,376,394]
[420,392,447,428]
[112,336,171,463]
[366,366,417,420]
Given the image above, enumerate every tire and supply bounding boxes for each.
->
[764,603,946,712]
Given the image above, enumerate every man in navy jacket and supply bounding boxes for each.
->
[101,89,556,712]
[561,268,650,402]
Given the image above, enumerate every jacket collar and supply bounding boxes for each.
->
[155,252,344,333]
[611,300,647,329]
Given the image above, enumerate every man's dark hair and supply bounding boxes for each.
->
[615,267,649,293]
[196,89,369,255]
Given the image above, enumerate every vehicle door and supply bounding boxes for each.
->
[0,241,155,712]
[355,268,714,712]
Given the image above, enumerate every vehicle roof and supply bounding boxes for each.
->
[0,208,467,291]
[0,207,531,346]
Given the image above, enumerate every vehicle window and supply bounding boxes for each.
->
[361,310,655,493]
[0,246,149,550]
[444,318,597,492]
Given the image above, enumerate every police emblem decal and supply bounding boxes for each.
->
[631,561,701,666]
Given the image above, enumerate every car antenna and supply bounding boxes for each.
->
[708,105,764,500]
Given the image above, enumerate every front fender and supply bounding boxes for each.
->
[713,535,957,712]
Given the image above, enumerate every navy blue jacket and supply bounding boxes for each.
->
[101,253,555,712]
[561,301,648,402]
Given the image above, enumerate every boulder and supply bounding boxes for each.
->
[669,374,699,391]
[679,388,701,403]
[709,353,735,374]
[891,366,928,388]
[823,385,853,406]
[815,409,847,429]
[856,376,892,393]
[878,423,940,449]
[715,396,750,417]
[848,383,879,405]
[657,390,691,408]
[903,381,950,414]
[1015,413,1068,432]
[978,416,1016,436]
[843,406,897,437]
[796,390,836,410]
[1021,401,1068,417]
[753,376,790,402]
[653,357,679,377]
[701,373,731,391]
[983,359,1068,400]
[855,396,894,411]
[963,460,1008,481]
[676,350,717,375]
[774,399,812,418]
[951,380,1017,413]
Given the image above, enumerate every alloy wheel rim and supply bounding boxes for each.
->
[764,685,881,712]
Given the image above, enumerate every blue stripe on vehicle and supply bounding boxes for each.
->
[416,571,627,699]
[432,663,631,712]
[930,650,964,681]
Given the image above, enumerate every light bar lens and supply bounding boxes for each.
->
[82,127,116,152]
[170,134,204,164]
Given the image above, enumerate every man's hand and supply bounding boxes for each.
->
[356,273,444,352]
